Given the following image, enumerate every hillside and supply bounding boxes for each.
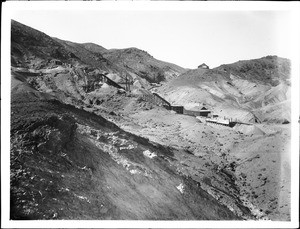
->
[81,42,108,54]
[11,20,76,69]
[9,20,291,221]
[101,47,186,83]
[11,75,241,220]
[216,56,291,87]
[9,19,245,221]
[155,56,291,124]
[11,20,185,91]
[53,38,113,72]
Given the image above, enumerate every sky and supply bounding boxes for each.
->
[11,6,293,69]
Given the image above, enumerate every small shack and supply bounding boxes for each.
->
[199,107,211,117]
[183,106,211,117]
[198,63,209,69]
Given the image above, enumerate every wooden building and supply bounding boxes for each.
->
[183,109,200,117]
[171,105,184,114]
[198,63,209,69]
[183,106,211,117]
[199,107,211,117]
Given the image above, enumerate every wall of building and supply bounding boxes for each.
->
[184,109,200,116]
[200,111,210,117]
[171,106,184,114]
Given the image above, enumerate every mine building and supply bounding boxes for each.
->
[140,93,184,114]
[198,63,209,69]
[171,105,184,114]
[141,93,171,109]
[199,107,211,117]
[184,109,200,116]
[152,93,171,108]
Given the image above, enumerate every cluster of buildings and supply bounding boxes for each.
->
[143,93,235,127]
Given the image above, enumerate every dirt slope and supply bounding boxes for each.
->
[53,38,112,71]
[9,20,291,221]
[155,57,291,124]
[216,56,291,87]
[101,47,186,83]
[100,100,290,221]
[11,20,76,69]
[10,74,241,220]
[12,20,185,92]
[228,124,291,220]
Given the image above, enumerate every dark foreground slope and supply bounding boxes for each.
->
[10,75,241,220]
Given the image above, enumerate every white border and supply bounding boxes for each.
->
[1,1,300,229]
[2,1,300,11]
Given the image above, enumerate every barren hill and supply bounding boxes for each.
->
[101,47,186,83]
[11,20,76,68]
[11,73,242,220]
[155,56,291,124]
[10,19,244,221]
[11,20,185,91]
[9,20,291,221]
[216,56,291,86]
[53,38,113,72]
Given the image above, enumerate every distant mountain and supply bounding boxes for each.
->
[101,47,186,83]
[81,42,108,54]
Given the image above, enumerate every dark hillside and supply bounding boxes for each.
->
[11,19,185,87]
[102,47,186,83]
[11,20,77,68]
[53,38,114,72]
